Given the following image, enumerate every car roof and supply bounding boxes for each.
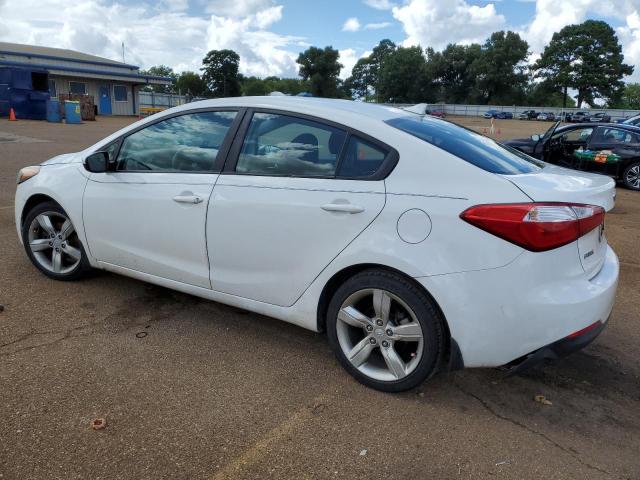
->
[556,122,640,132]
[173,96,413,123]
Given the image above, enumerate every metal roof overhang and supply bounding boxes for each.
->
[0,59,172,85]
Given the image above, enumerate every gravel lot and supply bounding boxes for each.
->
[1,114,639,480]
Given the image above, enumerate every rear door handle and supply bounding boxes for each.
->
[173,195,203,204]
[321,203,365,214]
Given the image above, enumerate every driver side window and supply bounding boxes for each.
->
[117,111,237,172]
[556,128,593,142]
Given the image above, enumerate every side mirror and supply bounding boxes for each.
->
[531,134,540,142]
[84,151,110,173]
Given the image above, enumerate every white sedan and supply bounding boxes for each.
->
[15,97,619,392]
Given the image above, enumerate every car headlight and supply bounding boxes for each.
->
[17,166,41,184]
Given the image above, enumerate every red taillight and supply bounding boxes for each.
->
[460,203,605,252]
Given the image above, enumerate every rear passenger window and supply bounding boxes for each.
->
[236,113,347,177]
[338,136,387,178]
[117,111,237,172]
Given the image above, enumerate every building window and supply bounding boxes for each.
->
[48,79,57,98]
[69,81,87,95]
[114,85,128,102]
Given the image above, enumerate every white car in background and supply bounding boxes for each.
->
[15,97,619,392]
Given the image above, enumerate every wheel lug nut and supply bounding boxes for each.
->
[369,337,377,345]
[48,241,53,246]
[55,248,60,252]
[376,319,384,326]
[382,340,390,348]
[386,329,393,336]
[58,235,63,240]
[366,325,373,332]
[61,243,66,248]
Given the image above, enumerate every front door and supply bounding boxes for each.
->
[83,110,239,288]
[99,85,112,115]
[207,111,389,307]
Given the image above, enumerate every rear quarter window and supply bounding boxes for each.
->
[386,116,543,174]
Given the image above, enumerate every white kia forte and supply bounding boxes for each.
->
[15,97,619,392]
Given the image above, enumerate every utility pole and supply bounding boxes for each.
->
[122,42,125,64]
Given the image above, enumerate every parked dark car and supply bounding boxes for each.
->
[482,109,512,119]
[518,110,537,120]
[571,111,590,123]
[503,122,640,190]
[589,112,611,123]
[557,112,572,122]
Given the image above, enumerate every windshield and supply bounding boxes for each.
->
[385,116,544,175]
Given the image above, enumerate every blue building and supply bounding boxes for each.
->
[0,42,172,118]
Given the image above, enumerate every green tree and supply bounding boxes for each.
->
[377,46,432,103]
[615,83,640,109]
[525,80,576,107]
[343,58,376,99]
[472,31,529,105]
[240,76,311,96]
[201,49,242,97]
[426,43,482,104]
[296,46,342,98]
[141,65,177,93]
[175,71,208,97]
[534,20,633,107]
[241,76,270,96]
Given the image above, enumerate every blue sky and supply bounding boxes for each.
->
[0,0,638,81]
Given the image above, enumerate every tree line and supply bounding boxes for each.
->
[142,19,637,109]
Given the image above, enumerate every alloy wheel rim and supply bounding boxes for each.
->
[626,165,640,189]
[27,211,82,274]
[336,288,424,382]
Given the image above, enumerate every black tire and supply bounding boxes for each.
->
[22,201,92,281]
[326,269,446,392]
[622,161,640,191]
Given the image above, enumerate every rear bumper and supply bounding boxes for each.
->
[417,244,619,367]
[506,318,607,375]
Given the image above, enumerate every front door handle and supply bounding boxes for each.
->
[173,195,203,204]
[321,203,365,214]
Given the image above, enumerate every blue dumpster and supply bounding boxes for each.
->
[64,101,81,124]
[46,99,61,123]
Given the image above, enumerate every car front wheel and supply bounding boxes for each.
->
[22,201,92,280]
[623,161,640,190]
[327,270,445,392]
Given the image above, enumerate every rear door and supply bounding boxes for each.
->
[83,109,240,288]
[207,110,392,307]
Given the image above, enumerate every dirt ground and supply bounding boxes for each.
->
[1,115,639,480]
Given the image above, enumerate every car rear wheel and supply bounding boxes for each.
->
[326,269,445,392]
[623,162,640,190]
[22,201,92,280]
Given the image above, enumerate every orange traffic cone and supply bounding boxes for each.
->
[9,108,17,121]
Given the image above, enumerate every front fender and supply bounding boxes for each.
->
[15,164,93,263]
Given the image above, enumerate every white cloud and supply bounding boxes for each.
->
[364,22,392,30]
[363,0,395,9]
[339,49,373,80]
[392,0,505,50]
[342,17,361,32]
[338,49,357,79]
[206,12,301,77]
[0,0,302,78]
[202,0,276,17]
